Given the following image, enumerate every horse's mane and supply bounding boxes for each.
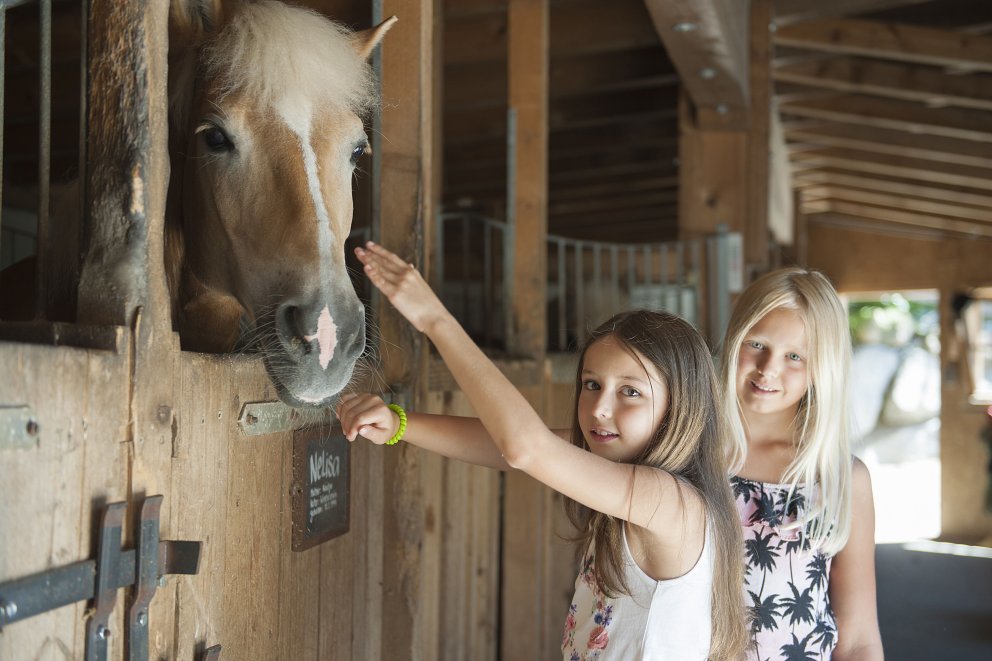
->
[170,0,378,133]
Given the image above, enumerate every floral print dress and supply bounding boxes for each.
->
[733,476,838,660]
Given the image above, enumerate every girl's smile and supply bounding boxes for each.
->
[578,336,668,462]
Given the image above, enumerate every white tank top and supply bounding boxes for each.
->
[561,522,714,660]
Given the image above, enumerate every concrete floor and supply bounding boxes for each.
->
[877,542,992,659]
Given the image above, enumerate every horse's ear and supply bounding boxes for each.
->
[352,15,398,60]
[171,0,226,41]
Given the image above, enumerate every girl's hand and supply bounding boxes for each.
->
[336,393,399,444]
[354,241,450,333]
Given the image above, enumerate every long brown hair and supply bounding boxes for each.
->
[564,310,749,660]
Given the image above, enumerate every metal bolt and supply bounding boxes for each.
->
[700,67,717,80]
[672,21,697,32]
[137,611,148,626]
[0,599,17,623]
[246,414,258,426]
[25,419,39,437]
[97,625,110,640]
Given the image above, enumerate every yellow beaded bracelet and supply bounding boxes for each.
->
[386,404,407,446]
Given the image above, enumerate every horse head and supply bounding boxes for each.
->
[167,0,395,407]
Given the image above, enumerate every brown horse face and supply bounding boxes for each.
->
[181,90,368,406]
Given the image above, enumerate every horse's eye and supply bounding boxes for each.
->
[350,143,368,165]
[203,127,233,152]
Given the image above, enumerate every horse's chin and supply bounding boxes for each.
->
[263,351,357,410]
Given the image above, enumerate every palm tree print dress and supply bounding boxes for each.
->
[732,476,837,660]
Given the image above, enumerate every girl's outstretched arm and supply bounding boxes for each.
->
[355,242,698,537]
[336,393,513,470]
[829,458,884,660]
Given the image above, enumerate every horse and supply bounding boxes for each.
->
[167,0,396,407]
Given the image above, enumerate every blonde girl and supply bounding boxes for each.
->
[338,242,749,660]
[719,267,883,660]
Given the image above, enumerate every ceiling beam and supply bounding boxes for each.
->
[771,0,931,26]
[779,94,992,143]
[792,170,992,209]
[643,0,750,129]
[790,149,992,191]
[774,19,992,73]
[774,57,992,111]
[801,199,992,238]
[801,186,992,222]
[784,123,992,169]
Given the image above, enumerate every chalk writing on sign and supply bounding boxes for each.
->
[292,425,350,551]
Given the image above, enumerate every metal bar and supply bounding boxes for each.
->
[626,247,635,301]
[504,108,517,349]
[0,540,200,630]
[574,243,584,346]
[674,242,684,315]
[690,240,702,325]
[461,215,470,329]
[610,245,619,313]
[34,0,52,318]
[434,212,445,289]
[642,244,652,285]
[557,239,566,351]
[483,218,492,347]
[86,501,126,661]
[128,496,163,661]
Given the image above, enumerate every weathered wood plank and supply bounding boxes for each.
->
[785,122,992,169]
[779,94,992,143]
[772,0,931,26]
[803,186,992,223]
[775,57,992,111]
[789,148,992,191]
[793,170,992,210]
[0,341,129,659]
[802,199,992,238]
[774,18,992,72]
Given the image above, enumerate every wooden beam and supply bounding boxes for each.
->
[802,199,992,238]
[774,57,992,112]
[644,0,750,129]
[802,186,992,223]
[792,170,992,210]
[444,0,658,66]
[779,94,992,143]
[789,148,992,191]
[377,1,442,659]
[785,122,992,169]
[774,19,992,73]
[772,0,931,26]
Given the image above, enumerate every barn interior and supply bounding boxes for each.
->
[1,0,991,659]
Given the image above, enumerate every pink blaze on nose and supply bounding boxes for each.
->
[304,306,338,369]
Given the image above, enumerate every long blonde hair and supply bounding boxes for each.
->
[720,267,852,555]
[565,310,749,660]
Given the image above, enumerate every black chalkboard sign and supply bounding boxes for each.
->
[291,425,350,551]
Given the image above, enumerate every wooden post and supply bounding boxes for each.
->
[376,1,442,659]
[502,2,551,659]
[507,0,548,360]
[746,0,773,275]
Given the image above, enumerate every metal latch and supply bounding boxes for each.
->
[0,495,202,661]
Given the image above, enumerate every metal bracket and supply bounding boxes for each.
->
[202,644,222,660]
[0,405,39,450]
[0,496,201,661]
[238,401,333,436]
